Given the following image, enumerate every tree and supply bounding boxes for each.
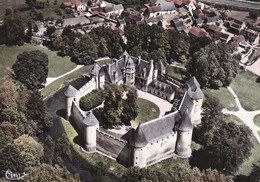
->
[168,31,190,63]
[26,93,52,131]
[2,15,25,45]
[249,10,259,20]
[33,24,39,32]
[187,43,239,89]
[121,88,138,125]
[24,163,79,182]
[41,135,55,164]
[71,34,98,65]
[12,50,49,90]
[0,144,26,172]
[14,135,44,168]
[248,161,260,182]
[90,27,125,58]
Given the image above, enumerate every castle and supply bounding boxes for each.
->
[64,51,204,168]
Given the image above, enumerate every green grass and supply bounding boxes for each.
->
[254,114,260,128]
[41,65,92,98]
[165,65,186,81]
[203,87,238,111]
[0,44,75,81]
[131,98,160,126]
[231,71,260,111]
[61,118,126,174]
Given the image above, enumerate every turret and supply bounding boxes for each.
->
[83,112,99,152]
[175,110,193,158]
[64,85,78,120]
[125,57,135,85]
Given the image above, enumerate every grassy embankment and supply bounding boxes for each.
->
[0,44,75,81]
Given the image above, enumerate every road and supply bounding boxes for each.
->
[201,0,260,10]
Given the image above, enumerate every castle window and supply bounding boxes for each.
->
[136,157,138,159]
[151,143,153,145]
[136,162,138,164]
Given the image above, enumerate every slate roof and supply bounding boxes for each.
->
[83,112,99,126]
[64,85,78,97]
[156,60,166,73]
[90,63,101,76]
[185,77,204,100]
[147,5,161,13]
[178,91,194,116]
[172,19,185,31]
[130,111,181,147]
[135,59,152,79]
[149,80,175,94]
[175,109,193,132]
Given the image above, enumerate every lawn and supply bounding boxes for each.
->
[203,87,238,111]
[131,98,160,126]
[254,114,260,128]
[41,65,92,98]
[165,65,186,82]
[230,70,260,111]
[0,44,75,81]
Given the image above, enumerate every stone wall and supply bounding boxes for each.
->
[71,101,86,133]
[133,131,178,167]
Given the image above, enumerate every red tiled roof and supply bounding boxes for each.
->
[63,2,72,6]
[172,0,190,6]
[194,9,204,18]
[189,26,207,37]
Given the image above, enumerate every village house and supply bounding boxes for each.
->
[230,35,246,51]
[145,15,163,26]
[243,28,259,44]
[61,0,87,11]
[144,0,177,18]
[171,18,185,31]
[205,16,222,25]
[189,26,207,38]
[104,4,124,17]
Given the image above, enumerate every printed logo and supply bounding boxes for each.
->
[5,169,27,181]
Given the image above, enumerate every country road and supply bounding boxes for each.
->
[201,0,260,10]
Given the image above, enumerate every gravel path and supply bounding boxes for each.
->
[222,87,260,143]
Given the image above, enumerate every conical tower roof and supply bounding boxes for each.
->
[64,85,78,97]
[176,109,193,132]
[129,124,148,148]
[83,112,99,126]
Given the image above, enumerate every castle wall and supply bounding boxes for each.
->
[78,78,97,98]
[71,102,87,133]
[133,131,178,167]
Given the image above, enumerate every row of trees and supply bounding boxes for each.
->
[49,26,125,65]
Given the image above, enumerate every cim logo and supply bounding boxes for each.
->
[5,169,27,181]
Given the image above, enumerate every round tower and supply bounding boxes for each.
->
[175,110,193,158]
[129,124,148,168]
[83,112,99,152]
[64,85,78,120]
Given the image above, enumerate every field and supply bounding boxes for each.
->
[230,70,260,111]
[131,98,160,126]
[0,44,75,82]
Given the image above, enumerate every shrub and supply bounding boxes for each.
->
[80,89,104,111]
